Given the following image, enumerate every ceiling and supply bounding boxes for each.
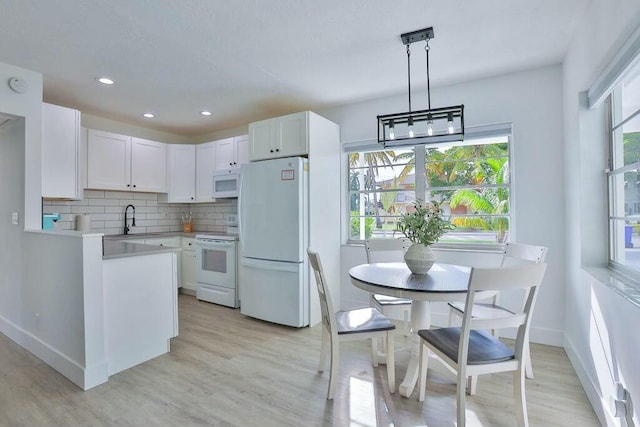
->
[0,0,589,137]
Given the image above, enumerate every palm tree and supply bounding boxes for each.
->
[447,149,510,242]
[349,151,396,229]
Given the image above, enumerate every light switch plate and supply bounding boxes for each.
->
[11,212,19,225]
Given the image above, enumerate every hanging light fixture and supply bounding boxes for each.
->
[377,27,464,147]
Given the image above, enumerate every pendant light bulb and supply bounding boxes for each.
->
[389,120,395,140]
[408,117,415,138]
[427,114,433,136]
[447,113,454,134]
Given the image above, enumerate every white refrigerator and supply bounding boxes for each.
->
[239,157,309,327]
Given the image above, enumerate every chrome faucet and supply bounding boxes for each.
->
[124,204,136,235]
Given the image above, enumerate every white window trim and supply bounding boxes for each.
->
[343,123,513,248]
[588,22,640,108]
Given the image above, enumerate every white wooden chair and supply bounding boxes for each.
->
[447,242,547,394]
[365,238,412,336]
[308,249,396,400]
[418,262,547,427]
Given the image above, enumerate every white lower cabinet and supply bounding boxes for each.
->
[181,238,197,292]
[140,237,181,288]
[115,235,197,293]
[143,237,180,248]
[103,251,177,376]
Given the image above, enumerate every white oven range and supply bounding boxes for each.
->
[195,234,239,308]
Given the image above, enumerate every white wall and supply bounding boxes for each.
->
[318,64,567,346]
[82,113,191,144]
[0,62,42,229]
[563,1,640,425]
[0,61,41,329]
[0,116,26,325]
[0,61,107,390]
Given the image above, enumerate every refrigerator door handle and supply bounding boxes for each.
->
[241,257,301,273]
[238,170,245,246]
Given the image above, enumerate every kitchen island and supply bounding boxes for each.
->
[102,238,179,376]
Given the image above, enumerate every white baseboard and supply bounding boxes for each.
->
[0,314,108,390]
[564,335,616,427]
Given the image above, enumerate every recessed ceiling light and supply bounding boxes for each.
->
[142,113,155,118]
[96,77,114,85]
[201,111,212,116]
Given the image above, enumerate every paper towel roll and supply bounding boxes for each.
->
[76,214,91,232]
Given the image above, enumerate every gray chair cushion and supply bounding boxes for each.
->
[418,327,514,365]
[336,308,396,335]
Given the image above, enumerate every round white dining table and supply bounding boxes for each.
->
[348,261,472,398]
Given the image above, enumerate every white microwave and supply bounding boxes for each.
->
[212,169,240,198]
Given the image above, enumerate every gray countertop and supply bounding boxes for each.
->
[103,231,198,240]
[102,231,239,259]
[102,240,181,260]
[102,231,238,240]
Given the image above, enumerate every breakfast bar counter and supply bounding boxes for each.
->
[102,239,180,260]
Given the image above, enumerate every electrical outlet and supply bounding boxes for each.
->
[34,313,40,329]
[11,212,18,225]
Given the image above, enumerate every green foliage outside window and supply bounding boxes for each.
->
[350,213,374,238]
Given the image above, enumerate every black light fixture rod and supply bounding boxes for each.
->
[406,44,412,112]
[425,42,431,110]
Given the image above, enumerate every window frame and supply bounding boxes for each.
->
[607,84,640,281]
[344,124,513,250]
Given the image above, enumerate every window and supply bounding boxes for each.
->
[607,58,640,277]
[348,147,416,240]
[347,131,511,247]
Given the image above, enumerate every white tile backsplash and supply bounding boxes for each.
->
[43,191,237,235]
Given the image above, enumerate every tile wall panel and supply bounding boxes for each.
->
[43,190,237,235]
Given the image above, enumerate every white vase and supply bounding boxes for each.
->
[404,243,436,274]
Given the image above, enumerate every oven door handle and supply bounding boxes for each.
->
[197,239,233,245]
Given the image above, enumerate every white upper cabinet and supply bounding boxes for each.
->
[42,103,82,199]
[87,129,131,191]
[235,134,249,166]
[195,141,216,202]
[215,135,249,170]
[131,137,167,193]
[159,144,195,203]
[248,112,308,161]
[86,129,167,192]
[214,137,236,170]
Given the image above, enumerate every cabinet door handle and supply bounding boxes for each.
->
[188,243,192,246]
[133,184,137,188]
[127,184,131,187]
[229,162,233,166]
[270,149,274,153]
[275,148,280,152]
[190,197,194,200]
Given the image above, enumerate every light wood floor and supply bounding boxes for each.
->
[0,294,599,426]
